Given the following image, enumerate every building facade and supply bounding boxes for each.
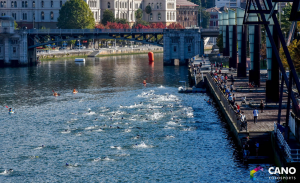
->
[205,7,221,28]
[215,0,240,8]
[176,0,198,28]
[0,0,177,29]
[0,16,31,66]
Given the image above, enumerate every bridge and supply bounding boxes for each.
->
[0,16,219,67]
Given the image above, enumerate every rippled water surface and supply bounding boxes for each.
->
[0,54,277,182]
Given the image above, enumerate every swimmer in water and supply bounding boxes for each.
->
[66,163,69,166]
[41,145,45,148]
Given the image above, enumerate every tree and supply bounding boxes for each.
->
[280,39,300,73]
[115,18,128,25]
[102,10,115,25]
[135,9,143,20]
[57,0,95,29]
[167,23,184,29]
[14,21,18,29]
[145,5,152,21]
[280,3,292,36]
[199,7,210,28]
[216,34,223,53]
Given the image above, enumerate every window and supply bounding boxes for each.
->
[3,1,5,7]
[33,12,35,20]
[107,2,110,8]
[41,1,44,8]
[140,3,142,9]
[150,13,153,20]
[151,3,153,9]
[41,11,44,20]
[14,1,17,7]
[13,47,16,53]
[174,46,176,52]
[23,13,27,20]
[32,1,35,8]
[116,2,118,8]
[173,12,175,20]
[135,3,138,9]
[60,1,62,7]
[1,13,5,16]
[131,13,133,21]
[119,2,121,8]
[95,12,97,20]
[160,3,162,9]
[125,2,127,8]
[22,1,24,7]
[12,13,16,19]
[158,13,161,20]
[167,12,169,20]
[157,3,159,9]
[11,1,13,7]
[0,1,3,8]
[188,46,191,52]
[25,1,27,7]
[51,1,53,7]
[50,11,53,20]
[130,2,131,9]
[167,3,174,9]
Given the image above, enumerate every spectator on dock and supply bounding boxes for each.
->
[231,75,235,85]
[230,84,234,92]
[243,142,250,158]
[232,94,236,103]
[253,108,259,124]
[219,69,221,74]
[259,100,264,113]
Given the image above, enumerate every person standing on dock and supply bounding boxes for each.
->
[253,108,259,123]
[259,100,264,113]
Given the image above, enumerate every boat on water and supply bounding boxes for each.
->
[74,58,85,62]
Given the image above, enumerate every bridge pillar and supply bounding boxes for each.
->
[266,26,280,102]
[28,48,37,65]
[4,37,10,65]
[163,34,174,66]
[200,38,204,56]
[179,35,186,65]
[224,25,230,56]
[237,25,247,77]
[249,25,261,87]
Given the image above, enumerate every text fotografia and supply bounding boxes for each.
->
[268,167,297,180]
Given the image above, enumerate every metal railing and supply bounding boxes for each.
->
[21,29,164,35]
[206,73,241,131]
[201,28,219,32]
[274,123,300,162]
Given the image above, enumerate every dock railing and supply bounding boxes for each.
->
[206,73,241,132]
[274,122,300,162]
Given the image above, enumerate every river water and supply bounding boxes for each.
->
[0,54,278,182]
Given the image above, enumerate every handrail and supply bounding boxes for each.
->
[206,73,241,132]
[21,29,165,35]
[275,127,300,162]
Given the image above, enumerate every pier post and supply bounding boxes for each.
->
[229,25,237,68]
[238,25,247,77]
[249,25,260,87]
[266,26,280,102]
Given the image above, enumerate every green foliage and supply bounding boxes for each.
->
[280,3,292,35]
[280,39,300,73]
[135,19,149,26]
[102,10,115,25]
[14,21,18,29]
[145,5,152,14]
[216,34,223,53]
[135,9,143,20]
[115,18,128,24]
[199,7,210,28]
[57,0,95,29]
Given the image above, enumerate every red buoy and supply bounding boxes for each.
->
[148,52,154,62]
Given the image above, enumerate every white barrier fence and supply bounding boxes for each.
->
[274,122,300,162]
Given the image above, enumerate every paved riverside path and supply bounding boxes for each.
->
[195,57,287,132]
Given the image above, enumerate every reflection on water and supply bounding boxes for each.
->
[0,54,278,182]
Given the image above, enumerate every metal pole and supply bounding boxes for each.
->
[278,76,284,124]
[285,70,292,141]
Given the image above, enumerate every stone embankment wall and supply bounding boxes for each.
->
[37,47,163,59]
